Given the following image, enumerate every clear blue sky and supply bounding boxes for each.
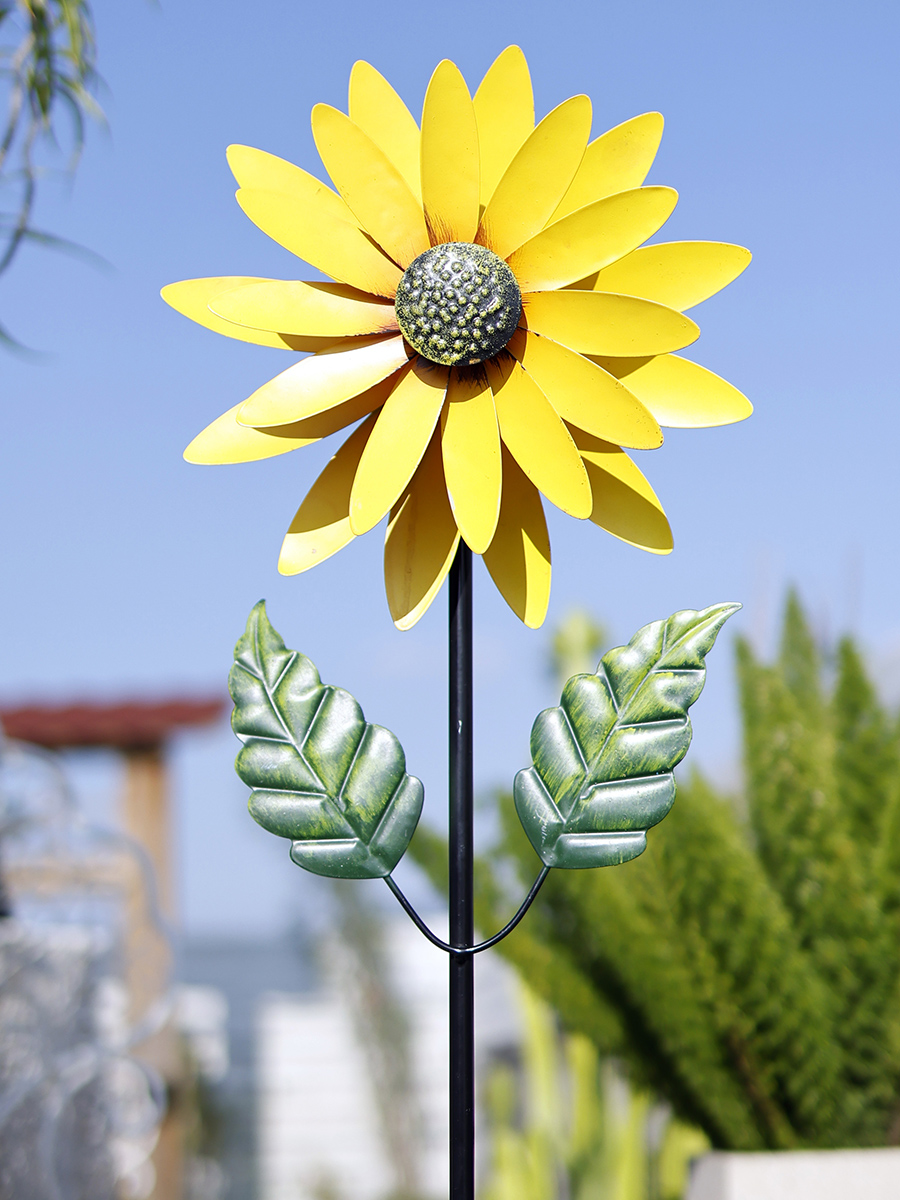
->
[3,0,899,935]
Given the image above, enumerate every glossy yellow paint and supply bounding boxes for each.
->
[587,241,752,309]
[508,186,678,292]
[238,188,401,298]
[523,290,700,356]
[170,52,752,631]
[472,45,534,206]
[185,381,396,465]
[490,359,591,518]
[421,60,480,245]
[477,95,592,261]
[278,415,377,575]
[211,280,398,337]
[508,329,662,450]
[348,61,421,202]
[593,353,752,427]
[226,145,359,227]
[349,360,449,535]
[440,371,501,553]
[385,433,460,630]
[483,447,551,628]
[312,104,429,269]
[551,113,665,221]
[162,277,341,351]
[570,426,673,553]
[238,335,408,427]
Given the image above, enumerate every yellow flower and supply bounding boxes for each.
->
[163,47,751,630]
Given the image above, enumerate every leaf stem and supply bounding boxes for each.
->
[383,865,551,957]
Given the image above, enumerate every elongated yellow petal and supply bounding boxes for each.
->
[227,145,360,227]
[483,447,551,629]
[440,370,501,553]
[592,353,752,427]
[348,61,421,201]
[211,280,398,337]
[279,415,377,575]
[473,46,534,206]
[238,189,401,298]
[161,277,339,351]
[551,113,665,221]
[477,95,592,260]
[489,359,590,518]
[385,434,460,630]
[523,291,700,355]
[585,241,752,309]
[350,360,449,535]
[312,104,429,268]
[508,329,662,449]
[508,186,678,292]
[570,427,672,553]
[238,335,409,427]
[421,60,480,244]
[186,379,394,465]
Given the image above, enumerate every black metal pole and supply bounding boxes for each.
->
[448,543,474,1200]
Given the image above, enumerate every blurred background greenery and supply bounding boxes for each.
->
[413,591,900,1196]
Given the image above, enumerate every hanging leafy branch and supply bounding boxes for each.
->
[0,0,101,347]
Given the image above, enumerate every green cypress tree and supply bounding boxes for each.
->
[833,637,900,852]
[409,592,900,1150]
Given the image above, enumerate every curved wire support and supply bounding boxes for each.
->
[384,866,550,957]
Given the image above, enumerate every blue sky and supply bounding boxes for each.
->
[2,0,899,935]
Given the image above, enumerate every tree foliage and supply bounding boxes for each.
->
[0,0,100,346]
[410,593,900,1149]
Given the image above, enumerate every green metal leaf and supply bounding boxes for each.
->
[230,601,424,879]
[514,602,740,869]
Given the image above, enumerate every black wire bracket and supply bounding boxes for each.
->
[384,865,551,957]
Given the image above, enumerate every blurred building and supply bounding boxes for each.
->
[0,697,225,1200]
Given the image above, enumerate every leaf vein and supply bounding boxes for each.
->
[251,617,327,792]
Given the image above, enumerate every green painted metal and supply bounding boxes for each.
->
[514,602,740,869]
[230,601,424,879]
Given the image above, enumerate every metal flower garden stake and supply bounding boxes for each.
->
[165,47,751,1198]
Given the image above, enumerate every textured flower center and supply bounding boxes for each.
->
[394,243,522,367]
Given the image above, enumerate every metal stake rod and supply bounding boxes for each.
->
[448,543,474,1200]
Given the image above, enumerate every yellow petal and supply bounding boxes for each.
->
[473,46,534,206]
[508,186,678,292]
[489,359,591,518]
[185,379,395,465]
[421,60,480,244]
[211,280,398,337]
[585,242,752,310]
[592,353,752,427]
[161,277,340,352]
[477,95,592,260]
[226,145,359,227]
[483,447,551,629]
[238,335,409,427]
[570,427,672,554]
[311,104,429,268]
[238,189,401,298]
[385,434,460,630]
[348,61,421,201]
[551,113,665,221]
[440,370,501,553]
[349,360,449,535]
[279,415,377,575]
[523,291,700,356]
[507,329,662,450]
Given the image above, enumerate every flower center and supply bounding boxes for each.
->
[394,243,522,367]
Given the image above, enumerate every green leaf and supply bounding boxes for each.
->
[514,603,740,869]
[230,601,424,879]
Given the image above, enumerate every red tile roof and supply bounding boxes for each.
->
[0,698,226,750]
